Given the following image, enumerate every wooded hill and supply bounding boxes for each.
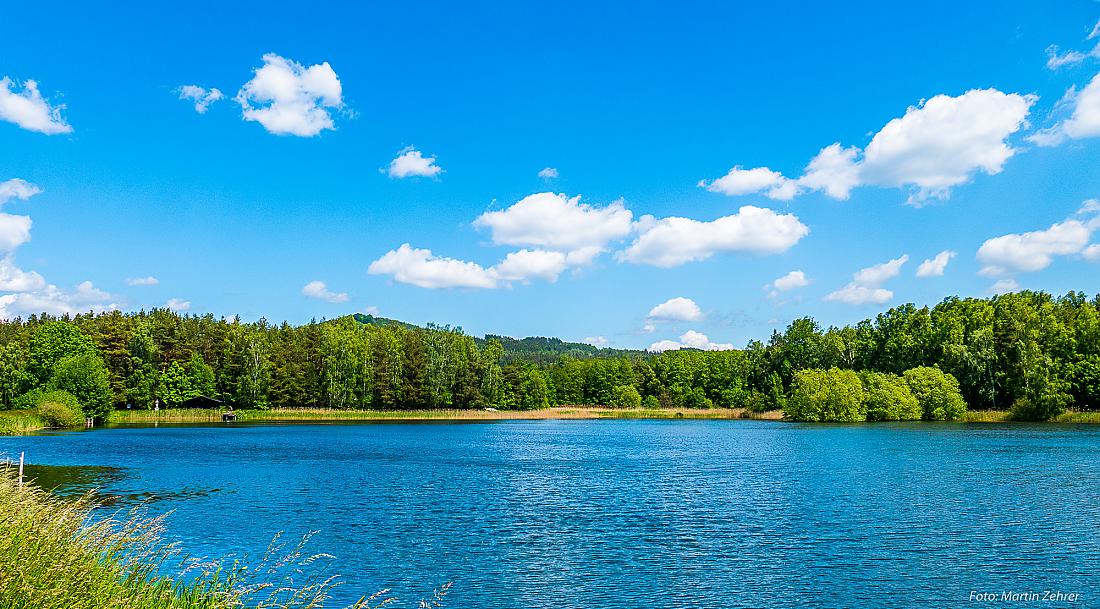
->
[0,289,1096,422]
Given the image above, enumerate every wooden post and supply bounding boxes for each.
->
[18,451,24,489]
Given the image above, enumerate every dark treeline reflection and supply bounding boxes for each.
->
[0,290,1097,421]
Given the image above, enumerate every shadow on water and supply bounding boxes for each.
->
[1,461,226,506]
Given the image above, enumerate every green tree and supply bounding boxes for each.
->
[903,366,967,421]
[27,321,97,385]
[48,354,113,422]
[786,368,865,422]
[609,384,642,408]
[863,372,921,421]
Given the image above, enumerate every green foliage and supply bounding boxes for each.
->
[1069,355,1100,410]
[48,354,113,422]
[609,385,642,408]
[36,390,83,427]
[786,368,865,422]
[27,321,97,384]
[863,372,921,421]
[903,366,967,421]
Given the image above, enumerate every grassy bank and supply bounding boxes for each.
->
[0,409,45,435]
[0,469,441,608]
[109,406,785,424]
[963,409,1100,423]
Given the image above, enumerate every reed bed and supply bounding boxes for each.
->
[0,470,444,608]
[0,410,44,436]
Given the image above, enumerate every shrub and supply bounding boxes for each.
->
[863,372,921,421]
[785,368,865,422]
[903,366,967,421]
[609,385,642,408]
[36,391,83,428]
[641,394,660,409]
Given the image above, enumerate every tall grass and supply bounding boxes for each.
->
[0,410,43,436]
[0,470,445,608]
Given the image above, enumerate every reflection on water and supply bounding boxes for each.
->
[1,460,225,506]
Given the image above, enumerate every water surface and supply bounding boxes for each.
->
[3,420,1097,608]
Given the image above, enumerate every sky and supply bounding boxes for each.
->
[2,1,1100,351]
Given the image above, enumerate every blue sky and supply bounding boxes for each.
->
[2,1,1100,350]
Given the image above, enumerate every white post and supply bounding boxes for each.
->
[18,451,24,488]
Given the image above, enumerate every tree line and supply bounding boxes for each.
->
[0,289,1096,421]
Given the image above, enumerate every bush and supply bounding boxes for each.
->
[863,372,921,421]
[13,388,46,411]
[609,385,642,408]
[641,394,660,409]
[48,354,113,422]
[785,368,865,422]
[36,391,83,428]
[903,366,967,421]
[1010,382,1072,421]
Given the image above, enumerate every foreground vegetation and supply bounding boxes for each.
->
[0,470,447,608]
[0,289,1096,424]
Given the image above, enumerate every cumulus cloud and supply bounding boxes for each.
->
[0,281,119,319]
[387,147,443,179]
[703,89,1034,205]
[492,249,568,283]
[582,335,608,347]
[474,192,633,256]
[302,280,349,303]
[826,255,908,305]
[1030,73,1100,146]
[236,53,343,137]
[0,77,72,135]
[538,167,559,180]
[368,244,498,289]
[126,276,159,286]
[0,179,42,204]
[0,256,45,292]
[990,279,1021,294]
[916,250,956,278]
[619,206,808,267]
[164,298,191,311]
[178,85,224,113]
[648,330,734,353]
[647,297,702,322]
[976,202,1099,275]
[1083,243,1100,262]
[699,166,799,201]
[772,270,810,292]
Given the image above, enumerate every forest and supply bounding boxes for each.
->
[0,289,1097,423]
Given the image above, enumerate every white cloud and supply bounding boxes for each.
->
[474,192,633,256]
[826,255,908,305]
[538,167,559,180]
[647,297,702,322]
[363,305,381,315]
[772,270,810,292]
[0,214,32,253]
[387,147,443,179]
[798,144,862,200]
[236,54,343,137]
[0,77,72,135]
[699,166,798,201]
[648,330,734,353]
[582,335,608,347]
[126,276,159,286]
[825,284,894,305]
[1046,45,1094,70]
[916,250,956,278]
[990,279,1020,294]
[619,205,809,267]
[178,85,224,113]
[302,280,349,303]
[164,298,191,311]
[0,281,118,319]
[0,179,42,204]
[1030,73,1100,146]
[977,218,1093,276]
[708,89,1034,204]
[0,256,45,292]
[1083,243,1100,262]
[368,244,498,289]
[492,249,568,283]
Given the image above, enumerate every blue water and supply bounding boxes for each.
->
[3,420,1098,608]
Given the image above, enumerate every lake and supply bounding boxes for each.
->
[3,419,1098,608]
